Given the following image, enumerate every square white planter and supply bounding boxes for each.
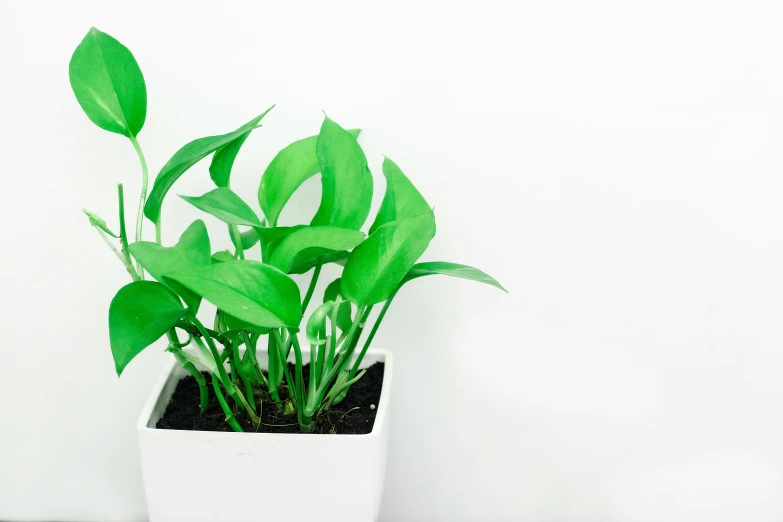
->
[137,347,393,522]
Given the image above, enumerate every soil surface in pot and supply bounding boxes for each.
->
[157,362,384,434]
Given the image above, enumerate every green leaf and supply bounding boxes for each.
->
[342,213,436,306]
[144,113,267,224]
[129,220,211,311]
[210,104,275,188]
[109,281,185,376]
[229,226,261,252]
[165,260,301,329]
[211,250,235,263]
[369,157,431,235]
[401,262,507,292]
[258,128,361,226]
[69,27,146,137]
[324,278,352,332]
[269,226,365,274]
[83,208,119,238]
[311,116,373,229]
[255,225,305,261]
[180,187,262,227]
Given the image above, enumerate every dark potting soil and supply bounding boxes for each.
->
[156,362,384,434]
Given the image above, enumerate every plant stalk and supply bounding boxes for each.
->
[212,373,243,432]
[230,225,245,260]
[349,291,397,379]
[300,259,323,313]
[117,184,140,281]
[129,135,149,259]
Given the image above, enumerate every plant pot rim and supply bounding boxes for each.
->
[137,347,394,438]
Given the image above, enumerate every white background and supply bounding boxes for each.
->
[2,1,783,521]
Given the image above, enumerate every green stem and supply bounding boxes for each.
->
[303,306,369,423]
[349,291,396,378]
[94,227,126,267]
[212,374,243,432]
[190,316,259,426]
[230,225,245,260]
[301,259,323,313]
[117,184,140,281]
[232,340,256,413]
[171,347,208,413]
[155,220,162,245]
[129,135,149,260]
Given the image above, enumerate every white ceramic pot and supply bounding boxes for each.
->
[137,346,393,522]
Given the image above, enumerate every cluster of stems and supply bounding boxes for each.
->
[88,136,392,432]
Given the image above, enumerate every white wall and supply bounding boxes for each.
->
[2,0,783,520]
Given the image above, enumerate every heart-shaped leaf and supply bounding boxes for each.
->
[269,226,365,274]
[311,116,373,229]
[369,157,431,235]
[180,187,262,227]
[210,104,275,188]
[144,112,267,224]
[258,129,360,226]
[165,260,301,329]
[109,281,185,376]
[342,213,436,306]
[324,278,353,332]
[129,220,211,311]
[401,262,507,292]
[69,27,146,137]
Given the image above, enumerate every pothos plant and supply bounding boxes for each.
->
[70,27,506,433]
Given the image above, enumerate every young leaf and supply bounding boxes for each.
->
[324,278,352,332]
[69,27,146,137]
[229,226,261,251]
[83,209,119,237]
[129,220,211,311]
[165,260,301,329]
[401,262,507,292]
[342,213,436,306]
[210,104,275,188]
[369,157,431,235]
[180,187,262,227]
[144,113,267,224]
[258,129,360,226]
[109,281,186,376]
[211,250,235,263]
[269,226,365,274]
[311,116,373,229]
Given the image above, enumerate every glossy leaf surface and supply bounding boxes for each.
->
[342,213,436,306]
[180,187,262,227]
[369,157,431,234]
[269,226,365,274]
[144,113,266,224]
[258,129,360,226]
[69,27,146,137]
[401,262,507,292]
[209,105,274,188]
[311,116,373,229]
[165,260,301,328]
[129,220,211,311]
[109,281,185,375]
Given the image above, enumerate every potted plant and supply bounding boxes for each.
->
[69,27,506,522]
